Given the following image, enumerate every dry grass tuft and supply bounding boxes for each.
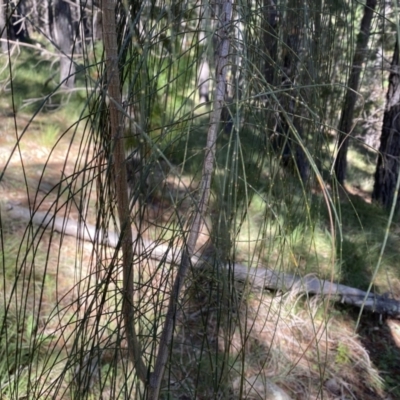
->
[168,275,385,399]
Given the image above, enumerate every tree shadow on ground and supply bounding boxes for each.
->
[314,186,400,293]
[342,306,400,398]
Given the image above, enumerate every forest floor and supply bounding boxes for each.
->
[2,112,400,399]
[1,46,400,399]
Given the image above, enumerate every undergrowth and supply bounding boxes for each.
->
[1,3,400,399]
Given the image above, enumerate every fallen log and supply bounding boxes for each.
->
[5,203,400,318]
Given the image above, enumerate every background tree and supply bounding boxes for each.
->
[334,0,377,184]
[1,0,400,399]
[0,0,8,52]
[49,0,75,87]
[372,38,400,209]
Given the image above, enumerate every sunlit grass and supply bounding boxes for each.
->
[346,144,376,193]
[1,14,400,399]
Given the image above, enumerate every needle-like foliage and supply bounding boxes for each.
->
[1,0,400,399]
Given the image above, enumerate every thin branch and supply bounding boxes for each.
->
[101,0,147,383]
[147,0,233,397]
[0,38,64,57]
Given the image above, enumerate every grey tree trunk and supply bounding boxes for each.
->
[198,57,210,103]
[197,13,211,104]
[0,0,8,52]
[372,40,400,209]
[333,0,377,184]
[8,202,400,319]
[50,0,75,88]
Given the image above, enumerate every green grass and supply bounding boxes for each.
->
[1,43,400,399]
[0,46,89,127]
[36,123,61,148]
[346,144,376,193]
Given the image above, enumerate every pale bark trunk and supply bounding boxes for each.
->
[0,0,8,52]
[51,0,76,87]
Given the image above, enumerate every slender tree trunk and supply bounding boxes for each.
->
[198,56,210,103]
[372,40,400,209]
[0,0,8,52]
[148,0,232,397]
[198,29,210,103]
[266,0,309,182]
[263,0,278,86]
[51,0,75,88]
[334,0,377,184]
[101,0,148,384]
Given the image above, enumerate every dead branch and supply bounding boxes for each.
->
[6,202,400,319]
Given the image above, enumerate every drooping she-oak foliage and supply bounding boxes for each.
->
[2,0,400,399]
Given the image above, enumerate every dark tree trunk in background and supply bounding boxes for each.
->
[264,0,309,182]
[10,0,30,42]
[263,0,278,142]
[334,0,377,184]
[0,0,30,48]
[0,0,8,52]
[372,40,400,209]
[77,0,102,43]
[263,0,278,86]
[50,0,75,88]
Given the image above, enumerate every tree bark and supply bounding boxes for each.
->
[101,0,147,384]
[50,0,75,88]
[372,40,400,209]
[334,0,377,184]
[263,0,278,86]
[264,0,309,182]
[0,0,8,52]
